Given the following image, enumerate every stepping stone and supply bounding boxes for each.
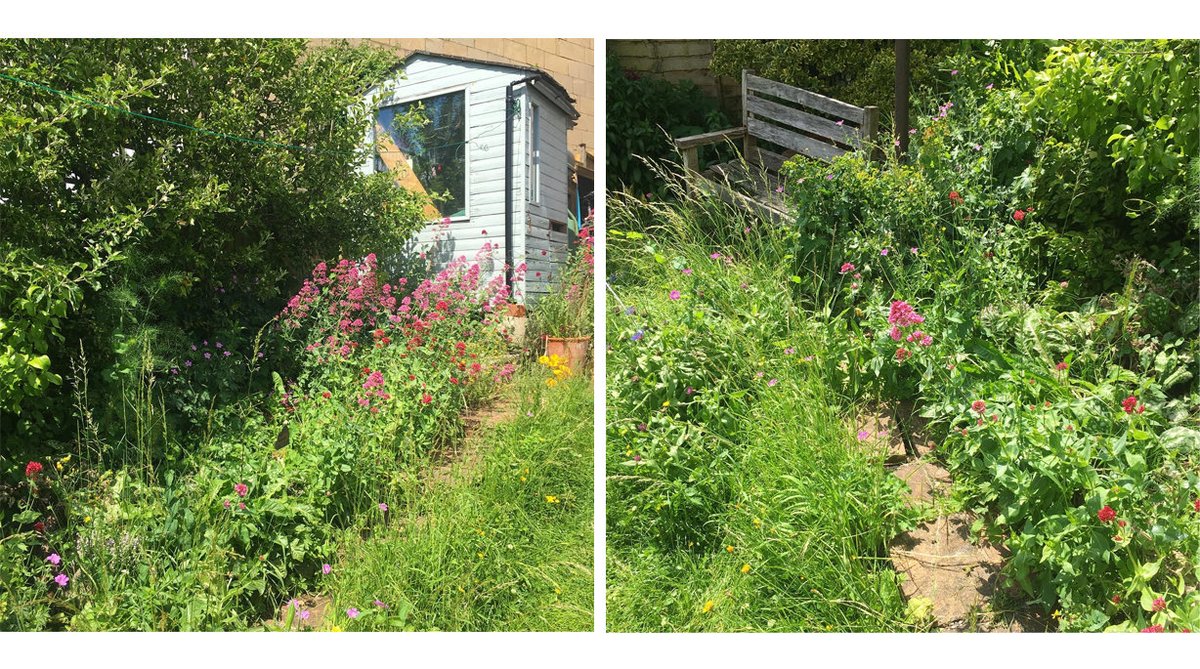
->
[889,512,1005,629]
[892,460,952,505]
[853,410,935,466]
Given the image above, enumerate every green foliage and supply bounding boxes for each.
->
[529,224,594,339]
[606,55,731,196]
[606,185,912,631]
[710,39,971,120]
[322,372,594,631]
[0,38,428,442]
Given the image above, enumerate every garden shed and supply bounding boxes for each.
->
[362,51,580,303]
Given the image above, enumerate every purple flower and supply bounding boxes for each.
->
[756,371,765,379]
[215,342,223,349]
[836,119,844,126]
[950,69,958,76]
[682,268,693,275]
[202,340,208,346]
[784,347,795,355]
[322,563,332,575]
[46,553,61,566]
[624,306,636,315]
[204,352,212,360]
[710,252,722,260]
[346,607,359,619]
[973,143,982,151]
[185,360,193,367]
[985,83,994,90]
[223,350,231,357]
[908,128,917,135]
[632,454,641,462]
[631,330,644,342]
[775,185,784,193]
[374,600,388,609]
[857,430,871,441]
[299,610,311,621]
[767,378,778,387]
[743,227,751,234]
[910,247,918,254]
[257,352,264,358]
[825,174,835,180]
[378,502,388,512]
[669,290,681,300]
[685,387,695,395]
[880,248,889,256]
[54,573,69,588]
[171,367,180,375]
[191,344,197,351]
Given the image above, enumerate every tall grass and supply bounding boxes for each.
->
[606,177,914,632]
[322,371,594,631]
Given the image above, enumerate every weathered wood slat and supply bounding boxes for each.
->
[755,147,790,174]
[674,126,747,150]
[746,94,862,148]
[745,73,865,125]
[747,117,848,162]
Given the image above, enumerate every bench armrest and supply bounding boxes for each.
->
[675,127,746,172]
[674,127,746,150]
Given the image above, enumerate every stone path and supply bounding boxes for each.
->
[856,406,1040,632]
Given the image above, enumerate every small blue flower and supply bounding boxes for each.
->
[624,306,636,315]
[631,329,644,342]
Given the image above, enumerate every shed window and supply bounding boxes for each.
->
[528,101,541,204]
[375,90,467,219]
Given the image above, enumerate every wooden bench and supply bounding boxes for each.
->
[674,70,880,220]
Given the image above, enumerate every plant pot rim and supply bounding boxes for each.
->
[543,335,592,342]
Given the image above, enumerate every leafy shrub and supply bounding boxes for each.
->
[0,38,428,445]
[606,55,731,196]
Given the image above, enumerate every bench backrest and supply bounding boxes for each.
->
[741,70,880,171]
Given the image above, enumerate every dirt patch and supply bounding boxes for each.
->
[892,460,952,505]
[423,393,518,488]
[853,404,934,466]
[890,513,1006,629]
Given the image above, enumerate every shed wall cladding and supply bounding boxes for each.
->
[365,54,574,305]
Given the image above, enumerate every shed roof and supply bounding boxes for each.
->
[393,51,579,122]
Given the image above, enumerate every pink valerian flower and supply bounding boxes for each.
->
[880,248,889,256]
[378,503,388,512]
[1055,361,1069,371]
[971,400,987,414]
[234,482,249,497]
[767,378,779,387]
[710,253,722,260]
[888,301,925,327]
[857,430,871,441]
[894,348,911,362]
[682,268,693,275]
[54,573,69,588]
[839,262,856,274]
[1097,506,1117,523]
[669,290,681,300]
[1152,597,1166,612]
[1140,625,1164,633]
[1121,395,1145,414]
[347,608,359,619]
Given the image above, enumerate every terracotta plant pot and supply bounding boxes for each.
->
[544,336,591,375]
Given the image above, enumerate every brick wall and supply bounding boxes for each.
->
[609,39,741,119]
[310,38,593,171]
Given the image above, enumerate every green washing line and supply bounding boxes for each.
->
[0,70,326,154]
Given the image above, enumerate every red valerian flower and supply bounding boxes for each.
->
[948,191,963,205]
[234,483,249,497]
[894,347,911,362]
[1121,395,1141,414]
[1111,595,1121,604]
[1055,361,1069,371]
[839,262,856,275]
[1152,597,1166,612]
[25,461,43,478]
[971,400,987,414]
[322,391,331,399]
[34,521,45,533]
[1012,209,1026,222]
[1194,498,1200,512]
[420,393,433,405]
[1097,505,1117,523]
[1140,625,1164,633]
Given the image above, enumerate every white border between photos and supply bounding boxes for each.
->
[4,1,1199,664]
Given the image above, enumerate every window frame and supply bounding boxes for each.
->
[374,85,472,222]
[528,98,541,206]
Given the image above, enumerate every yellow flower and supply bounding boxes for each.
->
[520,476,527,483]
[741,563,751,574]
[84,516,92,523]
[538,355,549,365]
[545,495,560,504]
[477,552,485,559]
[726,545,735,553]
[662,401,670,407]
[752,517,762,528]
[330,625,343,632]
[702,600,715,614]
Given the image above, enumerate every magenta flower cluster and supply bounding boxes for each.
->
[887,300,932,362]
